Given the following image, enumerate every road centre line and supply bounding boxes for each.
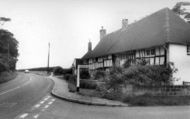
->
[48,101,53,105]
[44,105,49,108]
[34,104,41,108]
[0,77,31,96]
[19,113,28,118]
[40,101,45,104]
[43,96,50,101]
[33,114,39,119]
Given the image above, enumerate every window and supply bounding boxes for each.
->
[160,57,165,65]
[187,45,190,55]
[155,57,160,65]
[150,58,154,65]
[98,58,103,62]
[146,50,150,56]
[145,58,150,65]
[151,49,155,55]
[108,55,112,59]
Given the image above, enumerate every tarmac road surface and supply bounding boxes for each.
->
[1,73,190,119]
[0,73,53,119]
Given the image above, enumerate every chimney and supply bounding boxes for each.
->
[100,26,106,40]
[88,40,92,52]
[122,19,128,29]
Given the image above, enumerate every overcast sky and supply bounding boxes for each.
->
[0,0,186,69]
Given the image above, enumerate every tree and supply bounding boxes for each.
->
[172,2,190,23]
[0,29,18,71]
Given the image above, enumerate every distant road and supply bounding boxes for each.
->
[0,73,53,119]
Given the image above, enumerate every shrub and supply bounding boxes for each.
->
[93,70,106,80]
[95,67,124,99]
[80,69,90,79]
[96,63,176,101]
[64,73,72,81]
[0,61,9,72]
[106,67,124,90]
[68,74,76,85]
[0,71,17,84]
[123,65,175,86]
[80,79,97,89]
[53,66,64,75]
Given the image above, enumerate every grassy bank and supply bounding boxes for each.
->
[0,71,17,84]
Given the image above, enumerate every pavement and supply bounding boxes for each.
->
[50,76,127,107]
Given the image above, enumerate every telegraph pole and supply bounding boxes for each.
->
[47,42,50,74]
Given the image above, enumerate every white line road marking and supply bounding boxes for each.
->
[43,96,50,101]
[44,105,49,108]
[0,77,31,96]
[48,101,53,105]
[51,99,55,102]
[33,114,39,119]
[19,113,28,118]
[34,104,41,108]
[40,100,45,104]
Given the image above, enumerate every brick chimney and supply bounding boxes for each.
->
[122,19,128,29]
[100,26,106,40]
[88,40,92,52]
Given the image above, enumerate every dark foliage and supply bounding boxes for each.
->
[97,63,177,101]
[53,66,65,75]
[93,70,106,80]
[80,69,90,79]
[0,29,18,72]
[80,79,97,89]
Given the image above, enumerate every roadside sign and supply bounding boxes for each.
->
[76,65,89,92]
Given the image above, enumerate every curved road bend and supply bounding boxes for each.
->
[0,73,53,119]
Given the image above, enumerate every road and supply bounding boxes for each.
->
[0,73,53,119]
[1,73,190,119]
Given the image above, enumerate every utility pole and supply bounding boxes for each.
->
[47,42,50,74]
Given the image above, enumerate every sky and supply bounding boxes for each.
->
[0,0,186,69]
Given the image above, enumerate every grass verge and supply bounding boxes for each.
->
[0,71,17,84]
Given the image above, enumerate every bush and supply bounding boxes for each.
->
[96,63,176,102]
[0,71,17,84]
[0,61,9,72]
[68,74,76,85]
[53,66,64,75]
[95,67,124,99]
[80,69,90,79]
[93,70,106,80]
[64,73,72,81]
[123,65,175,86]
[80,79,97,89]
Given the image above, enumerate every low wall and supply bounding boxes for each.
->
[122,85,190,96]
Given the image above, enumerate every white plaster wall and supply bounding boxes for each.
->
[168,44,190,85]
